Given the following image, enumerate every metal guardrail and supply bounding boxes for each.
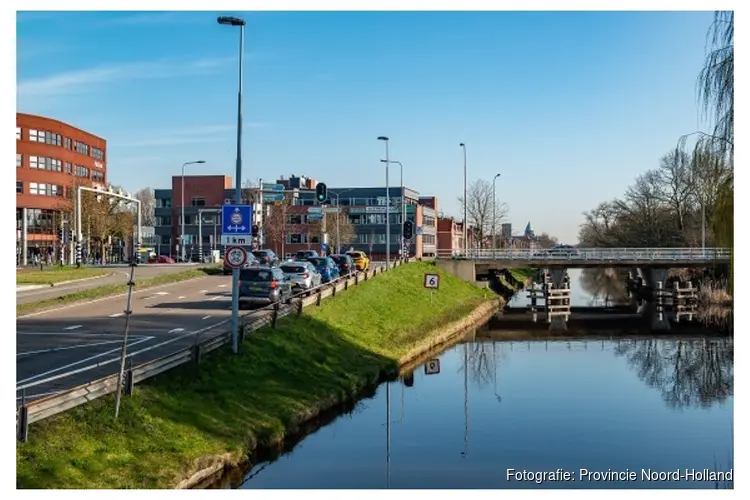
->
[16,258,413,442]
[436,247,732,261]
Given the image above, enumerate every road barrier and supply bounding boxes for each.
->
[16,257,414,442]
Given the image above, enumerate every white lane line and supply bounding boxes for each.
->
[168,328,185,334]
[16,336,153,386]
[109,312,125,318]
[155,291,170,296]
[63,325,83,330]
[16,389,65,400]
[210,296,223,301]
[178,296,186,299]
[201,315,212,320]
[200,290,208,293]
[17,337,154,357]
[16,332,149,337]
[218,284,228,288]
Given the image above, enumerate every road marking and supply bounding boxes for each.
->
[200,290,208,293]
[218,284,228,288]
[64,325,83,330]
[17,337,154,357]
[201,315,212,320]
[210,296,222,301]
[109,313,124,318]
[16,337,153,386]
[168,328,185,334]
[155,291,170,296]
[178,296,186,299]
[16,332,149,337]
[16,389,65,400]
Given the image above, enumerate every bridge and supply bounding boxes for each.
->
[436,247,731,288]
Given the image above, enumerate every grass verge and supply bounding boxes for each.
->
[17,267,109,285]
[16,261,490,489]
[508,268,536,284]
[17,267,222,317]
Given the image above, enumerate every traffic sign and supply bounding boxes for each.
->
[225,246,248,268]
[307,207,322,214]
[321,243,329,252]
[424,359,440,375]
[263,183,285,192]
[263,193,284,202]
[221,235,253,246]
[424,273,440,289]
[221,205,252,235]
[324,207,340,214]
[308,213,324,222]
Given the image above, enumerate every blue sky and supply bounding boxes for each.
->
[16,10,715,243]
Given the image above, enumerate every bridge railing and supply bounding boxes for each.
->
[437,248,732,261]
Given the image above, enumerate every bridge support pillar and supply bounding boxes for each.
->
[637,267,669,290]
[546,268,570,332]
[436,259,476,282]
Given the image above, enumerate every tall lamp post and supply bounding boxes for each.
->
[460,143,467,254]
[218,14,246,354]
[328,189,355,254]
[381,159,404,260]
[492,173,501,254]
[180,160,206,262]
[377,136,391,269]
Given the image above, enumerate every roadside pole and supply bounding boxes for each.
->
[114,262,136,419]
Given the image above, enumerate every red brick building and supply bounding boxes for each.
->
[16,113,107,264]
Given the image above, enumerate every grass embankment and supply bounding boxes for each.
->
[17,267,222,317]
[17,261,490,489]
[16,266,109,285]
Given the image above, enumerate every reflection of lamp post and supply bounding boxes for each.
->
[386,382,391,488]
[493,342,502,403]
[462,343,469,458]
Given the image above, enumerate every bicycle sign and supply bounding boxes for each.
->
[424,273,440,289]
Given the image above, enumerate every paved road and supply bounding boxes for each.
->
[16,273,272,402]
[16,264,205,305]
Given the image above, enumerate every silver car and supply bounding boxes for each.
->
[280,261,321,291]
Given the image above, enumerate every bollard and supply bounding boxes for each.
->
[191,344,202,365]
[316,289,322,306]
[344,279,349,291]
[297,299,304,316]
[272,303,280,328]
[332,283,337,297]
[125,357,135,395]
[355,274,359,286]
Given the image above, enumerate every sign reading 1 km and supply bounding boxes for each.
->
[225,246,248,269]
[221,204,253,236]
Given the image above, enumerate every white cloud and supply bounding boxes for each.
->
[17,56,236,98]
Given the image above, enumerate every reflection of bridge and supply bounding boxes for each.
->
[437,247,731,288]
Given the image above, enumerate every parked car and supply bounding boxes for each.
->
[156,255,176,264]
[238,267,294,307]
[346,251,370,272]
[330,254,355,276]
[223,252,259,275]
[306,256,340,283]
[295,250,319,261]
[252,249,280,266]
[546,244,579,258]
[280,261,322,291]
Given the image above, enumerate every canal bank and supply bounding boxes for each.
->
[16,261,499,489]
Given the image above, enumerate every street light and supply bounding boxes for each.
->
[381,159,405,260]
[328,189,355,254]
[377,136,390,269]
[460,143,467,254]
[218,14,246,355]
[492,173,501,254]
[181,160,206,262]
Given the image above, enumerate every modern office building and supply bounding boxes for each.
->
[16,113,107,264]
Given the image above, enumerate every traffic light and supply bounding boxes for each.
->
[252,224,259,237]
[315,183,327,203]
[403,220,414,240]
[58,226,64,243]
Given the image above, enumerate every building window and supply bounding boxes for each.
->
[373,233,387,244]
[65,162,72,174]
[91,147,105,160]
[75,165,89,178]
[156,198,172,208]
[92,171,105,182]
[47,131,62,146]
[310,234,321,244]
[16,127,21,140]
[16,153,22,167]
[64,137,72,149]
[155,216,172,226]
[29,182,62,197]
[285,233,309,244]
[423,234,436,245]
[74,141,89,156]
[287,214,306,225]
[29,129,41,142]
[17,181,22,194]
[356,233,369,244]
[191,197,206,207]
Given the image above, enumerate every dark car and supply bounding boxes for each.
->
[306,256,340,283]
[295,250,319,261]
[330,254,355,276]
[252,249,280,266]
[238,267,293,306]
[223,252,259,275]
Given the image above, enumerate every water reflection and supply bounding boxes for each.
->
[233,336,732,489]
[612,338,733,409]
[579,268,629,306]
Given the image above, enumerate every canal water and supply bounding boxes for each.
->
[224,270,734,489]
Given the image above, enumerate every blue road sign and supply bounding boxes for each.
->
[221,204,253,235]
[263,193,284,202]
[263,183,285,191]
[307,213,324,221]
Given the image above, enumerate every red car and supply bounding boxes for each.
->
[156,255,176,264]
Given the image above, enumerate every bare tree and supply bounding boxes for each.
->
[457,179,509,248]
[262,197,291,257]
[133,187,156,226]
[308,211,357,252]
[535,232,559,249]
[655,147,694,233]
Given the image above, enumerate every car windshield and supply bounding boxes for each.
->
[239,269,273,281]
[330,256,343,263]
[252,251,266,258]
[308,258,326,266]
[281,265,306,274]
[347,252,362,258]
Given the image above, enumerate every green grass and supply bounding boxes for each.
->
[17,266,109,285]
[508,268,536,284]
[16,261,490,489]
[17,267,223,317]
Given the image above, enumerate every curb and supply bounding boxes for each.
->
[49,273,115,287]
[16,285,48,292]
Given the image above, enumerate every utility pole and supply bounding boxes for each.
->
[460,143,467,255]
[378,136,390,268]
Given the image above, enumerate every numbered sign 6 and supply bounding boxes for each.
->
[423,273,440,289]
